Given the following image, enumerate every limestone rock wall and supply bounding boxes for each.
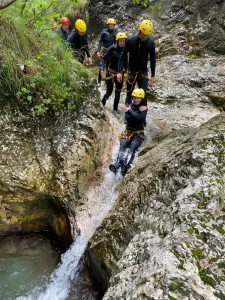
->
[0,81,109,247]
[89,0,225,57]
[88,115,225,299]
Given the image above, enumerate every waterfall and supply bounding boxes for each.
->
[17,139,122,300]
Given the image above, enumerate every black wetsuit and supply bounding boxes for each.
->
[97,28,116,85]
[100,45,127,111]
[118,34,156,105]
[116,102,147,170]
[67,30,90,63]
[55,27,70,41]
[97,28,116,52]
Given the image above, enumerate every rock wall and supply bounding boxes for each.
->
[0,80,110,247]
[89,0,225,57]
[88,115,225,299]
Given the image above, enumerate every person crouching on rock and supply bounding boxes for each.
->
[109,88,147,176]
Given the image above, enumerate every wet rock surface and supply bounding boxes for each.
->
[88,115,225,299]
[87,2,225,297]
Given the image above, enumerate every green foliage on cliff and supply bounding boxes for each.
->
[0,0,92,115]
[131,0,162,11]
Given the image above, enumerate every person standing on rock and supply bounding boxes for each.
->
[96,18,117,87]
[117,19,156,105]
[67,19,93,65]
[100,32,128,113]
[55,17,71,41]
[109,88,147,176]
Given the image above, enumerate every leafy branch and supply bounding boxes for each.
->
[26,1,54,25]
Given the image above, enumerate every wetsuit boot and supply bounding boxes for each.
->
[121,165,127,176]
[109,164,117,174]
[121,150,133,176]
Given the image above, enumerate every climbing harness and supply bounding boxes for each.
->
[105,68,126,92]
[118,129,145,141]
[127,71,148,92]
[99,46,108,58]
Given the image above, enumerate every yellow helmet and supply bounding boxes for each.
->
[116,32,128,40]
[139,19,153,35]
[132,88,145,99]
[75,19,87,32]
[107,18,116,25]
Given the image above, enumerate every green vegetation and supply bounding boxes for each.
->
[213,224,225,235]
[197,263,216,287]
[0,0,93,115]
[169,281,188,297]
[131,0,162,11]
[189,54,200,59]
[191,248,205,261]
[168,294,177,300]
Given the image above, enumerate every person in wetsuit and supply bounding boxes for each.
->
[100,32,128,113]
[67,19,92,65]
[109,88,147,176]
[117,19,156,105]
[97,18,116,87]
[55,17,70,41]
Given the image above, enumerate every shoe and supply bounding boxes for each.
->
[121,165,127,176]
[109,164,117,175]
[102,98,106,106]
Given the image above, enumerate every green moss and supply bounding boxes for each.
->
[218,262,225,269]
[197,263,216,288]
[192,248,205,260]
[213,224,225,235]
[137,278,148,286]
[178,263,184,269]
[185,242,190,248]
[214,291,225,300]
[168,294,177,300]
[200,223,207,229]
[209,257,219,263]
[188,227,199,236]
[169,282,188,296]
[172,250,180,259]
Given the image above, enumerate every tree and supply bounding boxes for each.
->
[0,0,17,10]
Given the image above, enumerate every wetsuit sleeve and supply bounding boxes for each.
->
[83,35,90,58]
[149,40,156,77]
[113,32,116,44]
[118,40,130,73]
[67,32,75,49]
[85,43,91,58]
[99,47,111,71]
[97,30,104,52]
[128,108,147,122]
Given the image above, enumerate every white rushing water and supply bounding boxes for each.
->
[17,132,122,300]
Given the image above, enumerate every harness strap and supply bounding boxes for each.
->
[99,47,108,58]
[119,129,145,141]
[127,72,149,92]
[105,69,126,92]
